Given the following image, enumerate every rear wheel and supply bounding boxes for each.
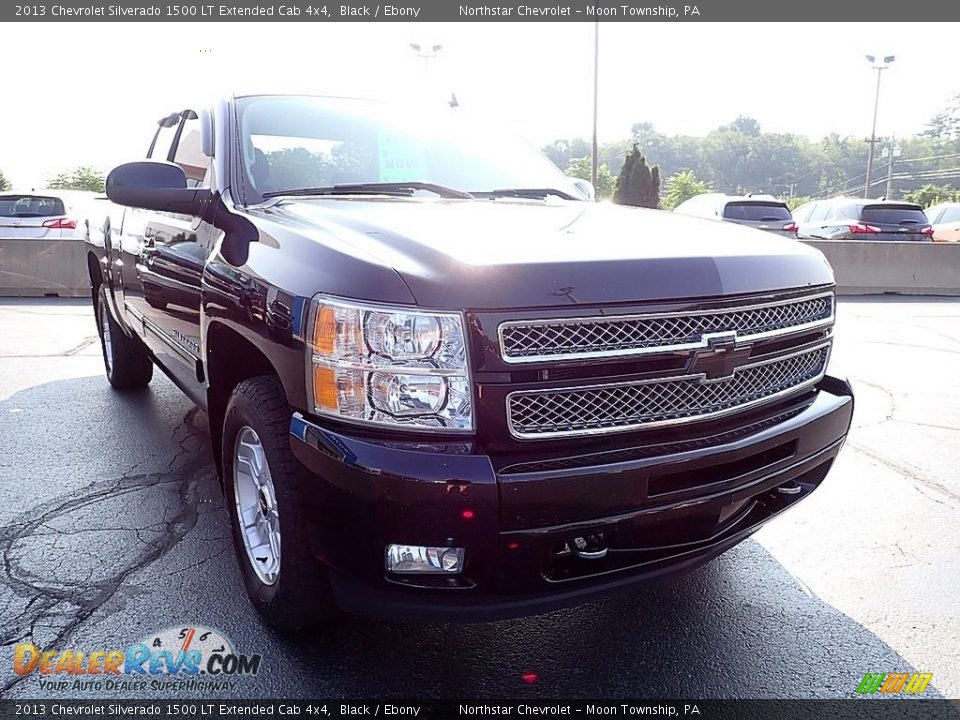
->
[223,375,339,629]
[96,286,153,390]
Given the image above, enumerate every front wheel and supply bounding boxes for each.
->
[96,286,153,390]
[222,375,339,629]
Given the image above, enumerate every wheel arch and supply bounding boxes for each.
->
[205,320,286,482]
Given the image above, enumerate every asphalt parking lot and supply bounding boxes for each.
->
[0,296,958,700]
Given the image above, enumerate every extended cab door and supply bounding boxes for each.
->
[124,109,216,406]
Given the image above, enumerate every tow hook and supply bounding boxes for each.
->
[566,534,608,560]
[776,481,802,495]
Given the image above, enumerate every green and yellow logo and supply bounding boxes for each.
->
[856,672,933,695]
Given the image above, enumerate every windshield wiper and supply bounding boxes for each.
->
[471,188,582,201]
[262,182,475,200]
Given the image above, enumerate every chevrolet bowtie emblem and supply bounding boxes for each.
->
[687,332,753,382]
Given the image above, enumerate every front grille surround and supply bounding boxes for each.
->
[498,404,809,474]
[498,291,834,364]
[506,341,831,440]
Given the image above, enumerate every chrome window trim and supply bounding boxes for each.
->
[505,341,832,440]
[497,291,835,364]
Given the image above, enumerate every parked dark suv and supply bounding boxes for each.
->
[673,193,797,237]
[793,197,933,241]
[85,95,853,628]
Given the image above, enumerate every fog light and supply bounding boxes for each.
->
[385,544,464,574]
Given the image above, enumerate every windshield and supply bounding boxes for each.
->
[236,95,579,202]
[860,205,929,225]
[0,195,66,217]
[722,202,791,222]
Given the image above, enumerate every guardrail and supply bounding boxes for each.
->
[0,238,90,298]
[800,240,960,296]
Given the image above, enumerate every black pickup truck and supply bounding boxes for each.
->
[85,95,853,628]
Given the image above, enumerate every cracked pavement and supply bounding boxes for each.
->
[0,297,958,700]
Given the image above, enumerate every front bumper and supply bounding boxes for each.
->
[289,376,854,622]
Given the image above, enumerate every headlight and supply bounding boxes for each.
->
[306,296,473,432]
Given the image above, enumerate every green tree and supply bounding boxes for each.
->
[47,166,105,192]
[719,115,762,137]
[541,138,591,172]
[613,144,660,208]
[786,195,814,211]
[661,170,711,210]
[0,169,10,191]
[547,117,960,205]
[923,94,960,140]
[902,183,960,207]
[565,156,616,200]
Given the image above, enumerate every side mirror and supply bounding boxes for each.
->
[570,178,596,201]
[106,161,212,215]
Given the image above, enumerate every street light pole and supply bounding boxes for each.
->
[863,54,895,199]
[409,43,443,80]
[591,21,599,190]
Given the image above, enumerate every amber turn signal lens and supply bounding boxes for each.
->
[312,364,339,411]
[312,305,337,356]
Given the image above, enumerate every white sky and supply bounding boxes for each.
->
[1,22,956,188]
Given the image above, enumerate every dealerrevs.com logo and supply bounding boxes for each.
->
[856,672,933,695]
[13,626,262,693]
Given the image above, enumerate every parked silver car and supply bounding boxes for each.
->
[0,190,93,296]
[0,190,89,241]
[792,197,933,241]
[673,193,797,237]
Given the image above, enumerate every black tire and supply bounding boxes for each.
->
[96,286,153,390]
[222,375,339,629]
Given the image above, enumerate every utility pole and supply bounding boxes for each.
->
[591,21,599,190]
[863,54,895,199]
[882,136,901,199]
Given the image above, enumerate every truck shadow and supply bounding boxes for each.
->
[282,545,945,699]
[0,373,945,701]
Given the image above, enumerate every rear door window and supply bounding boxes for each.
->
[722,202,791,221]
[861,205,928,225]
[0,195,66,217]
[809,203,832,222]
[792,203,815,223]
[936,206,960,224]
[827,204,858,221]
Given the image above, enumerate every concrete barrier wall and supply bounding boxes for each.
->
[0,239,90,298]
[800,240,960,296]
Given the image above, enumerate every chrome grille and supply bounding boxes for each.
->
[506,343,829,439]
[499,292,833,363]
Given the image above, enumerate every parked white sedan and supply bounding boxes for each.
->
[925,202,960,243]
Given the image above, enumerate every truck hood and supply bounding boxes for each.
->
[263,198,833,309]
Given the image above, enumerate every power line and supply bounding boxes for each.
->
[815,171,869,198]
[894,150,960,165]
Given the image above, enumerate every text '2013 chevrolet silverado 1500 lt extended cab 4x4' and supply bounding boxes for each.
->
[84,95,853,629]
